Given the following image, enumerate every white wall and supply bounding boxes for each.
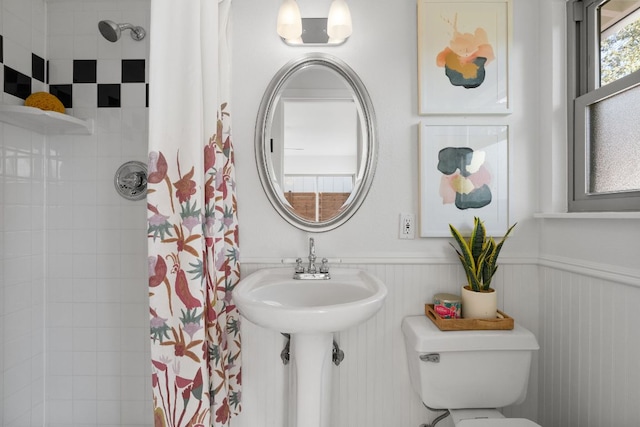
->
[232,0,543,426]
[1,0,47,425]
[535,2,640,425]
[0,119,47,427]
[232,0,640,426]
[44,2,152,426]
[233,0,542,263]
[1,0,151,426]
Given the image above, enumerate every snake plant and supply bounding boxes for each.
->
[449,217,516,292]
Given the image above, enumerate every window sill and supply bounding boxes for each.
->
[534,212,640,219]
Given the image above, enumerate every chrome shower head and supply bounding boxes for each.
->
[98,20,146,42]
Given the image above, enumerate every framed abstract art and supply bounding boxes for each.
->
[417,0,512,114]
[419,124,509,237]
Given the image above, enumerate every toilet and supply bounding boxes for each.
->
[401,315,541,427]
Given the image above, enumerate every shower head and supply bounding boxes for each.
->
[98,20,146,42]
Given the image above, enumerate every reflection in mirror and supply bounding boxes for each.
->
[272,68,360,222]
[255,53,377,232]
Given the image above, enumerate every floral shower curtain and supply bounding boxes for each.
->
[146,1,241,426]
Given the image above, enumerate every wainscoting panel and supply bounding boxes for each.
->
[538,265,640,427]
[234,261,540,427]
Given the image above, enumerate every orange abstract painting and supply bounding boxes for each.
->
[418,0,512,114]
[436,13,495,89]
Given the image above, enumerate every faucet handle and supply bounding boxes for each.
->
[295,258,305,273]
[319,258,329,274]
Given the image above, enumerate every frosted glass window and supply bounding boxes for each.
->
[588,84,640,194]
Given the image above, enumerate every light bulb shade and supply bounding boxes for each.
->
[277,0,302,40]
[327,0,352,41]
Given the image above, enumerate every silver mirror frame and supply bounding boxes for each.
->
[255,53,378,232]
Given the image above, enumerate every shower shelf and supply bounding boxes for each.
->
[0,105,94,135]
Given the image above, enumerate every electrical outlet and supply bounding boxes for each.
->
[399,213,415,239]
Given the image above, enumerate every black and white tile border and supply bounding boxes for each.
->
[1,34,148,109]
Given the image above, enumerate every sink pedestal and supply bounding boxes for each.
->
[234,268,388,426]
[290,333,333,427]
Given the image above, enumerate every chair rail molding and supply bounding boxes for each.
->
[539,254,640,287]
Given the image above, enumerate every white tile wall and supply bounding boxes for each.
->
[1,4,49,422]
[1,0,150,425]
[44,2,152,426]
[1,120,47,426]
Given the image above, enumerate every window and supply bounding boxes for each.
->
[283,175,354,222]
[569,0,640,211]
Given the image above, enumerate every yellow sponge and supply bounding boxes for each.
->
[25,92,66,114]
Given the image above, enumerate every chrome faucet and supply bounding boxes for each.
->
[308,237,317,273]
[293,237,330,280]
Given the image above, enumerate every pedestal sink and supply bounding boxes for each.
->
[235,267,387,427]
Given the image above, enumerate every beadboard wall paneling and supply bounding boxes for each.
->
[235,262,540,427]
[538,266,640,427]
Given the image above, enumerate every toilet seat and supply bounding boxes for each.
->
[457,419,541,427]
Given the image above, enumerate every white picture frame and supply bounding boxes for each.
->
[417,0,512,115]
[419,124,509,237]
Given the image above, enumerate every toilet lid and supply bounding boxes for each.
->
[458,419,541,427]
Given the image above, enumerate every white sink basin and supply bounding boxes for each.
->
[235,267,387,333]
[236,267,387,427]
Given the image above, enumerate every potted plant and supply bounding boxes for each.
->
[449,217,516,319]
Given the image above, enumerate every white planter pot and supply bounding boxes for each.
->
[461,286,497,319]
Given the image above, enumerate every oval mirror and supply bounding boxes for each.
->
[255,53,377,232]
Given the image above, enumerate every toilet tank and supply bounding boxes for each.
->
[401,315,539,410]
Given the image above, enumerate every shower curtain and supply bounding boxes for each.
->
[147,1,241,426]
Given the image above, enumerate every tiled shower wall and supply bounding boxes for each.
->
[1,0,48,425]
[1,0,151,425]
[44,1,151,426]
[0,105,47,426]
[0,122,47,427]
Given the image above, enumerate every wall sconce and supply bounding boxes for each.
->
[277,0,352,46]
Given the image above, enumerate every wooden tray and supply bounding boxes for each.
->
[425,304,514,331]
